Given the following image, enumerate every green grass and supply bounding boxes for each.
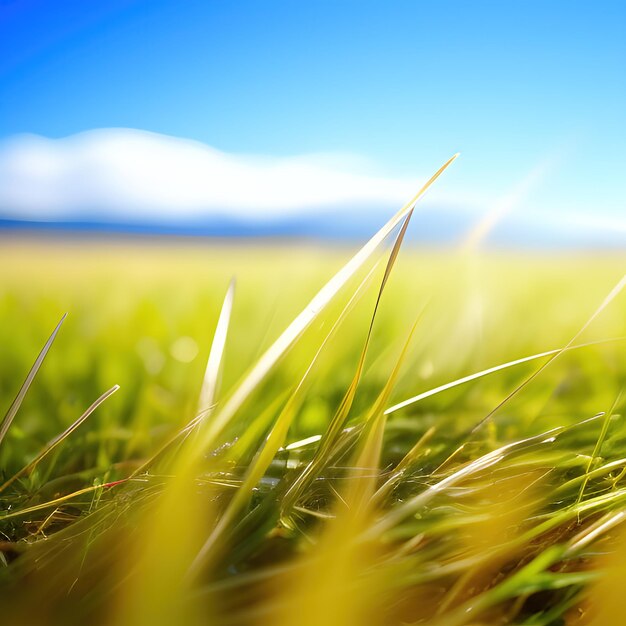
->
[0,224,625,625]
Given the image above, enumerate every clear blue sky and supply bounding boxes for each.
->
[0,0,624,228]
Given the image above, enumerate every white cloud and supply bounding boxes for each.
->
[0,129,623,246]
[0,128,433,223]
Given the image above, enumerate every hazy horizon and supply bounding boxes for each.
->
[1,1,624,248]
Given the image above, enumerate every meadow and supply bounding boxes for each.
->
[0,219,625,623]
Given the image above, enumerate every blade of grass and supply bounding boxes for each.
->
[198,278,235,414]
[341,317,422,517]
[264,325,422,626]
[131,281,235,477]
[372,425,436,503]
[577,391,624,506]
[0,385,120,494]
[566,509,626,556]
[468,274,626,435]
[0,478,128,521]
[0,313,67,448]
[281,209,419,513]
[554,456,626,495]
[385,336,625,415]
[268,375,397,626]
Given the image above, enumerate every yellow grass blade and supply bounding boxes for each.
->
[198,278,235,414]
[131,280,235,477]
[269,398,388,626]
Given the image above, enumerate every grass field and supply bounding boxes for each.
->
[0,230,625,625]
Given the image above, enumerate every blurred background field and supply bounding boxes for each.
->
[1,235,624,483]
[1,234,626,625]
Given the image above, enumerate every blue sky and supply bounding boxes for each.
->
[0,0,624,241]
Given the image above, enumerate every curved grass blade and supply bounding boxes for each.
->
[0,313,67,448]
[468,273,626,435]
[385,336,625,415]
[369,411,609,542]
[552,457,626,496]
[566,509,626,556]
[0,385,120,494]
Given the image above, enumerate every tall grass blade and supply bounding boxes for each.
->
[0,313,67,447]
[131,281,235,477]
[281,211,419,513]
[267,325,422,626]
[198,278,235,414]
